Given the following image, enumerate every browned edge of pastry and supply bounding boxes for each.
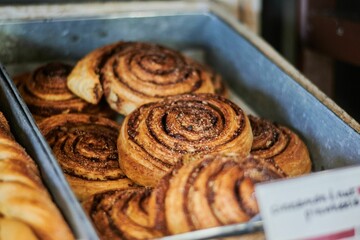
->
[249,115,312,177]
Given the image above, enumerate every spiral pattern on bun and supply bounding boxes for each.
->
[14,62,114,122]
[249,115,311,177]
[149,153,285,235]
[118,93,253,187]
[82,188,163,240]
[67,41,223,115]
[39,114,135,201]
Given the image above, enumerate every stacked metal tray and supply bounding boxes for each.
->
[0,1,359,239]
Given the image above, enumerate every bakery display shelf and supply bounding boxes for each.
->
[0,1,359,239]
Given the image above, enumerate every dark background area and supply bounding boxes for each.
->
[261,0,360,122]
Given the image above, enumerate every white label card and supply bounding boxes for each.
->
[255,165,360,240]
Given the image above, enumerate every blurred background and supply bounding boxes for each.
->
[1,0,359,121]
[220,0,359,122]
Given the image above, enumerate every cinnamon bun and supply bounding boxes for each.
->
[14,62,115,122]
[249,115,311,176]
[39,113,136,201]
[118,93,253,187]
[67,41,224,115]
[149,153,285,235]
[83,188,163,240]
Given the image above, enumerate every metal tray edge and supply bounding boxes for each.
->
[0,1,210,22]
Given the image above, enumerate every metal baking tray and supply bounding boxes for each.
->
[0,1,359,239]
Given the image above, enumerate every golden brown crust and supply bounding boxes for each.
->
[39,113,136,201]
[118,93,253,187]
[0,182,73,240]
[68,41,224,115]
[0,154,43,191]
[0,218,38,240]
[249,115,312,177]
[14,62,115,122]
[82,188,163,240]
[0,112,74,240]
[66,174,136,202]
[67,43,115,104]
[148,153,285,235]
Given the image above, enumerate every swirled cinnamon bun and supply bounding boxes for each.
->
[82,188,163,240]
[249,115,311,177]
[149,153,285,235]
[118,93,253,187]
[39,113,136,201]
[0,112,74,240]
[14,62,115,122]
[67,41,224,115]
